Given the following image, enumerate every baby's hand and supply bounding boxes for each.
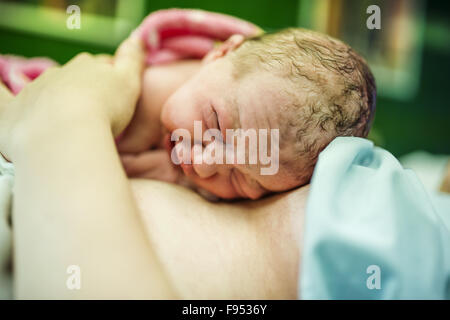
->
[120,149,180,183]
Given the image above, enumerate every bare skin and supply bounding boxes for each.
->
[118,35,305,200]
[122,59,309,297]
[118,60,309,298]
[0,36,308,299]
[119,61,202,184]
[119,60,202,151]
[131,179,308,299]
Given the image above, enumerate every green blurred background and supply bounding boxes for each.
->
[0,0,449,157]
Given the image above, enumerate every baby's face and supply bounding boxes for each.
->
[161,58,302,199]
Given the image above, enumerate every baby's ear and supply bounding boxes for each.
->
[202,34,245,64]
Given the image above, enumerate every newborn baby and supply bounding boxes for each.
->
[118,28,376,200]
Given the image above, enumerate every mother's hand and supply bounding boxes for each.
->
[0,35,145,161]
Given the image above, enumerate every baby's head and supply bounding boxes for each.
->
[162,28,376,200]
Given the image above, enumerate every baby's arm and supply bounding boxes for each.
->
[117,60,201,153]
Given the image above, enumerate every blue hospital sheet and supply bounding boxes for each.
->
[299,137,450,299]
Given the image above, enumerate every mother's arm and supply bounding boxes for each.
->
[1,38,175,299]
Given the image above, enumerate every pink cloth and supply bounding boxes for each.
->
[0,9,262,95]
[0,55,56,95]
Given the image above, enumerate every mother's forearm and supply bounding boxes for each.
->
[12,117,174,299]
